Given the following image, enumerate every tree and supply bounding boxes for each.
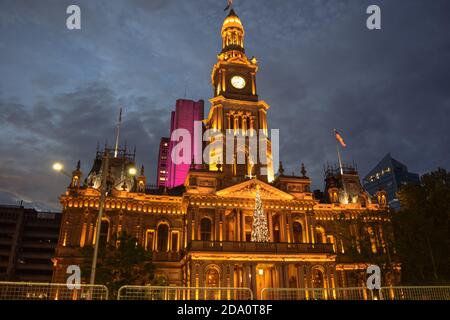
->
[393,168,450,284]
[81,231,156,298]
[251,185,270,242]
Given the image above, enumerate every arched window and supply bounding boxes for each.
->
[205,266,221,300]
[205,267,220,288]
[273,215,280,242]
[367,226,378,254]
[311,268,325,289]
[99,219,109,245]
[200,218,212,241]
[145,230,154,251]
[315,226,326,244]
[157,224,169,252]
[293,222,303,243]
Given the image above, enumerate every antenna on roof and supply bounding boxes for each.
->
[114,107,122,158]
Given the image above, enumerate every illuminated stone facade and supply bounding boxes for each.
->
[52,9,400,297]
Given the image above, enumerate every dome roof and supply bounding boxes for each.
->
[221,9,244,33]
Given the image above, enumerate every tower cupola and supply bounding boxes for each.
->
[221,9,245,59]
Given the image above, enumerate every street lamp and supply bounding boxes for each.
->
[52,162,71,177]
[128,167,137,176]
[52,162,63,171]
[90,161,136,286]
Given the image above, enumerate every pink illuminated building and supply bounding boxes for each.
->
[156,137,170,187]
[166,99,204,188]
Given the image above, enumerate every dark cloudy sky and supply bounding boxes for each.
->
[0,0,449,211]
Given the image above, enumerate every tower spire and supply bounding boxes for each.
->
[114,107,122,158]
[224,0,233,12]
[221,7,245,57]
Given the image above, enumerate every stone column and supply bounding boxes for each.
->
[330,266,337,289]
[195,208,201,240]
[222,211,227,241]
[243,264,250,288]
[297,264,305,288]
[190,262,197,287]
[304,213,310,243]
[251,264,257,298]
[222,70,226,92]
[326,265,332,289]
[340,270,346,287]
[269,267,274,288]
[214,209,220,241]
[287,214,294,243]
[221,264,228,287]
[168,228,172,252]
[251,73,256,95]
[229,264,234,287]
[306,210,316,243]
[267,211,274,241]
[234,211,239,241]
[305,265,312,289]
[274,264,281,287]
[199,263,205,288]
[241,210,246,241]
[280,212,286,242]
[282,264,289,288]
[186,211,192,245]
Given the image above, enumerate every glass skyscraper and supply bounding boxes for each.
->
[363,153,420,210]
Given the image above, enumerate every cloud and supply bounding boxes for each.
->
[0,0,449,208]
[0,83,171,210]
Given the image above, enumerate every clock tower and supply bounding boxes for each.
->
[212,9,258,101]
[206,9,274,183]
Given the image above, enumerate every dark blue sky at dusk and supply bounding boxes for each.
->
[0,0,449,210]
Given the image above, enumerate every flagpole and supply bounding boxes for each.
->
[114,107,122,158]
[334,129,344,175]
[336,143,344,175]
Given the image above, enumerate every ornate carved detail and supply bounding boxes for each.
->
[216,179,294,200]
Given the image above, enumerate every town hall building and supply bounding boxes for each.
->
[52,9,401,299]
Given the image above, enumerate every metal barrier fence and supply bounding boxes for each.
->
[261,286,450,300]
[380,286,450,300]
[261,287,374,300]
[0,282,109,300]
[1,282,448,300]
[117,286,253,300]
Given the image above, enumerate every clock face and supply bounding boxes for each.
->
[231,76,246,89]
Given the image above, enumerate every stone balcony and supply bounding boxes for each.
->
[185,240,334,255]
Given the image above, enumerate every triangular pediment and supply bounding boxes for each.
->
[216,179,294,200]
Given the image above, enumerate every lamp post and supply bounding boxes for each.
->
[52,162,71,178]
[89,153,136,285]
[89,151,110,286]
